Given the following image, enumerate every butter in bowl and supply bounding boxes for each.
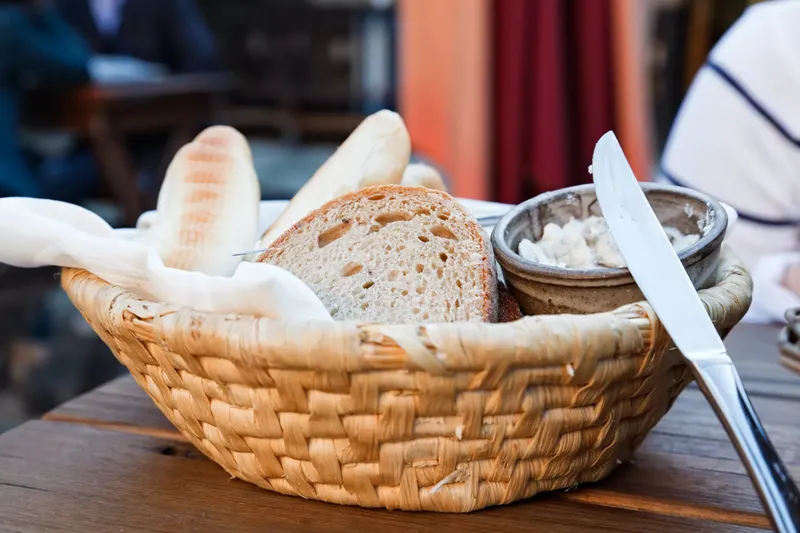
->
[491,182,729,315]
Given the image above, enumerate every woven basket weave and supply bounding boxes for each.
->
[61,248,751,512]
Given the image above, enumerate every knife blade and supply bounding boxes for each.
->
[592,130,800,533]
[591,132,725,360]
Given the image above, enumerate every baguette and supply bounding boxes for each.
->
[401,162,447,192]
[155,126,260,276]
[257,110,411,249]
[257,185,498,323]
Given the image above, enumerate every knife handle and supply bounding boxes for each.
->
[691,356,800,532]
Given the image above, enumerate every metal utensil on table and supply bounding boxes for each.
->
[592,131,800,533]
[231,214,507,257]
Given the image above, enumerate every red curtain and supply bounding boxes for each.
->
[493,0,616,204]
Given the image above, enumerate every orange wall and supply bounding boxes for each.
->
[611,0,652,181]
[399,1,647,191]
[397,0,491,200]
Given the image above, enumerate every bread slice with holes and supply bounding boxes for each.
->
[257,185,498,323]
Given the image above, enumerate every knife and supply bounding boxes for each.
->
[231,213,508,257]
[592,131,800,533]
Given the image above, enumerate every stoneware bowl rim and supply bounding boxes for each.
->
[491,182,729,283]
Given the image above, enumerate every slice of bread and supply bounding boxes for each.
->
[257,185,498,323]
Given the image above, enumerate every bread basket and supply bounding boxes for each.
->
[61,248,752,513]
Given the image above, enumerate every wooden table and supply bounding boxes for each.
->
[23,73,231,226]
[0,324,796,532]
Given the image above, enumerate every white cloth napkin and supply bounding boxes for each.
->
[0,198,332,321]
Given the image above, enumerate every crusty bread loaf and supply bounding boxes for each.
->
[155,126,260,276]
[401,163,447,192]
[257,185,498,323]
[257,110,411,251]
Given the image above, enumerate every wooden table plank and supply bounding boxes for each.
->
[723,325,800,400]
[19,324,795,530]
[23,73,232,131]
[0,421,760,533]
[45,375,179,436]
[44,376,778,529]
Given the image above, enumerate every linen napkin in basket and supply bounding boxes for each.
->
[0,197,332,321]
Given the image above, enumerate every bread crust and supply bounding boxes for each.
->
[258,185,498,322]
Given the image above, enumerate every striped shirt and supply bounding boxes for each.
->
[659,0,800,323]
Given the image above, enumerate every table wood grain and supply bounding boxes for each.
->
[1,324,796,532]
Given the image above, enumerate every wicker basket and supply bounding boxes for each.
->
[61,248,751,513]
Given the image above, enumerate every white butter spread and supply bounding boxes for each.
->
[517,216,700,269]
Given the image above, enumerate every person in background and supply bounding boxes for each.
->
[0,0,94,201]
[54,0,221,196]
[659,0,800,324]
[0,1,112,426]
[55,0,220,74]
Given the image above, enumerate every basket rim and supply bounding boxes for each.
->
[59,247,752,373]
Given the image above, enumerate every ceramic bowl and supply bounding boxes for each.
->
[491,183,729,315]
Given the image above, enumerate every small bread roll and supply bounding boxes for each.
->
[258,110,411,249]
[401,163,447,192]
[155,126,260,276]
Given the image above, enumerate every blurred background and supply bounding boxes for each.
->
[0,0,763,431]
